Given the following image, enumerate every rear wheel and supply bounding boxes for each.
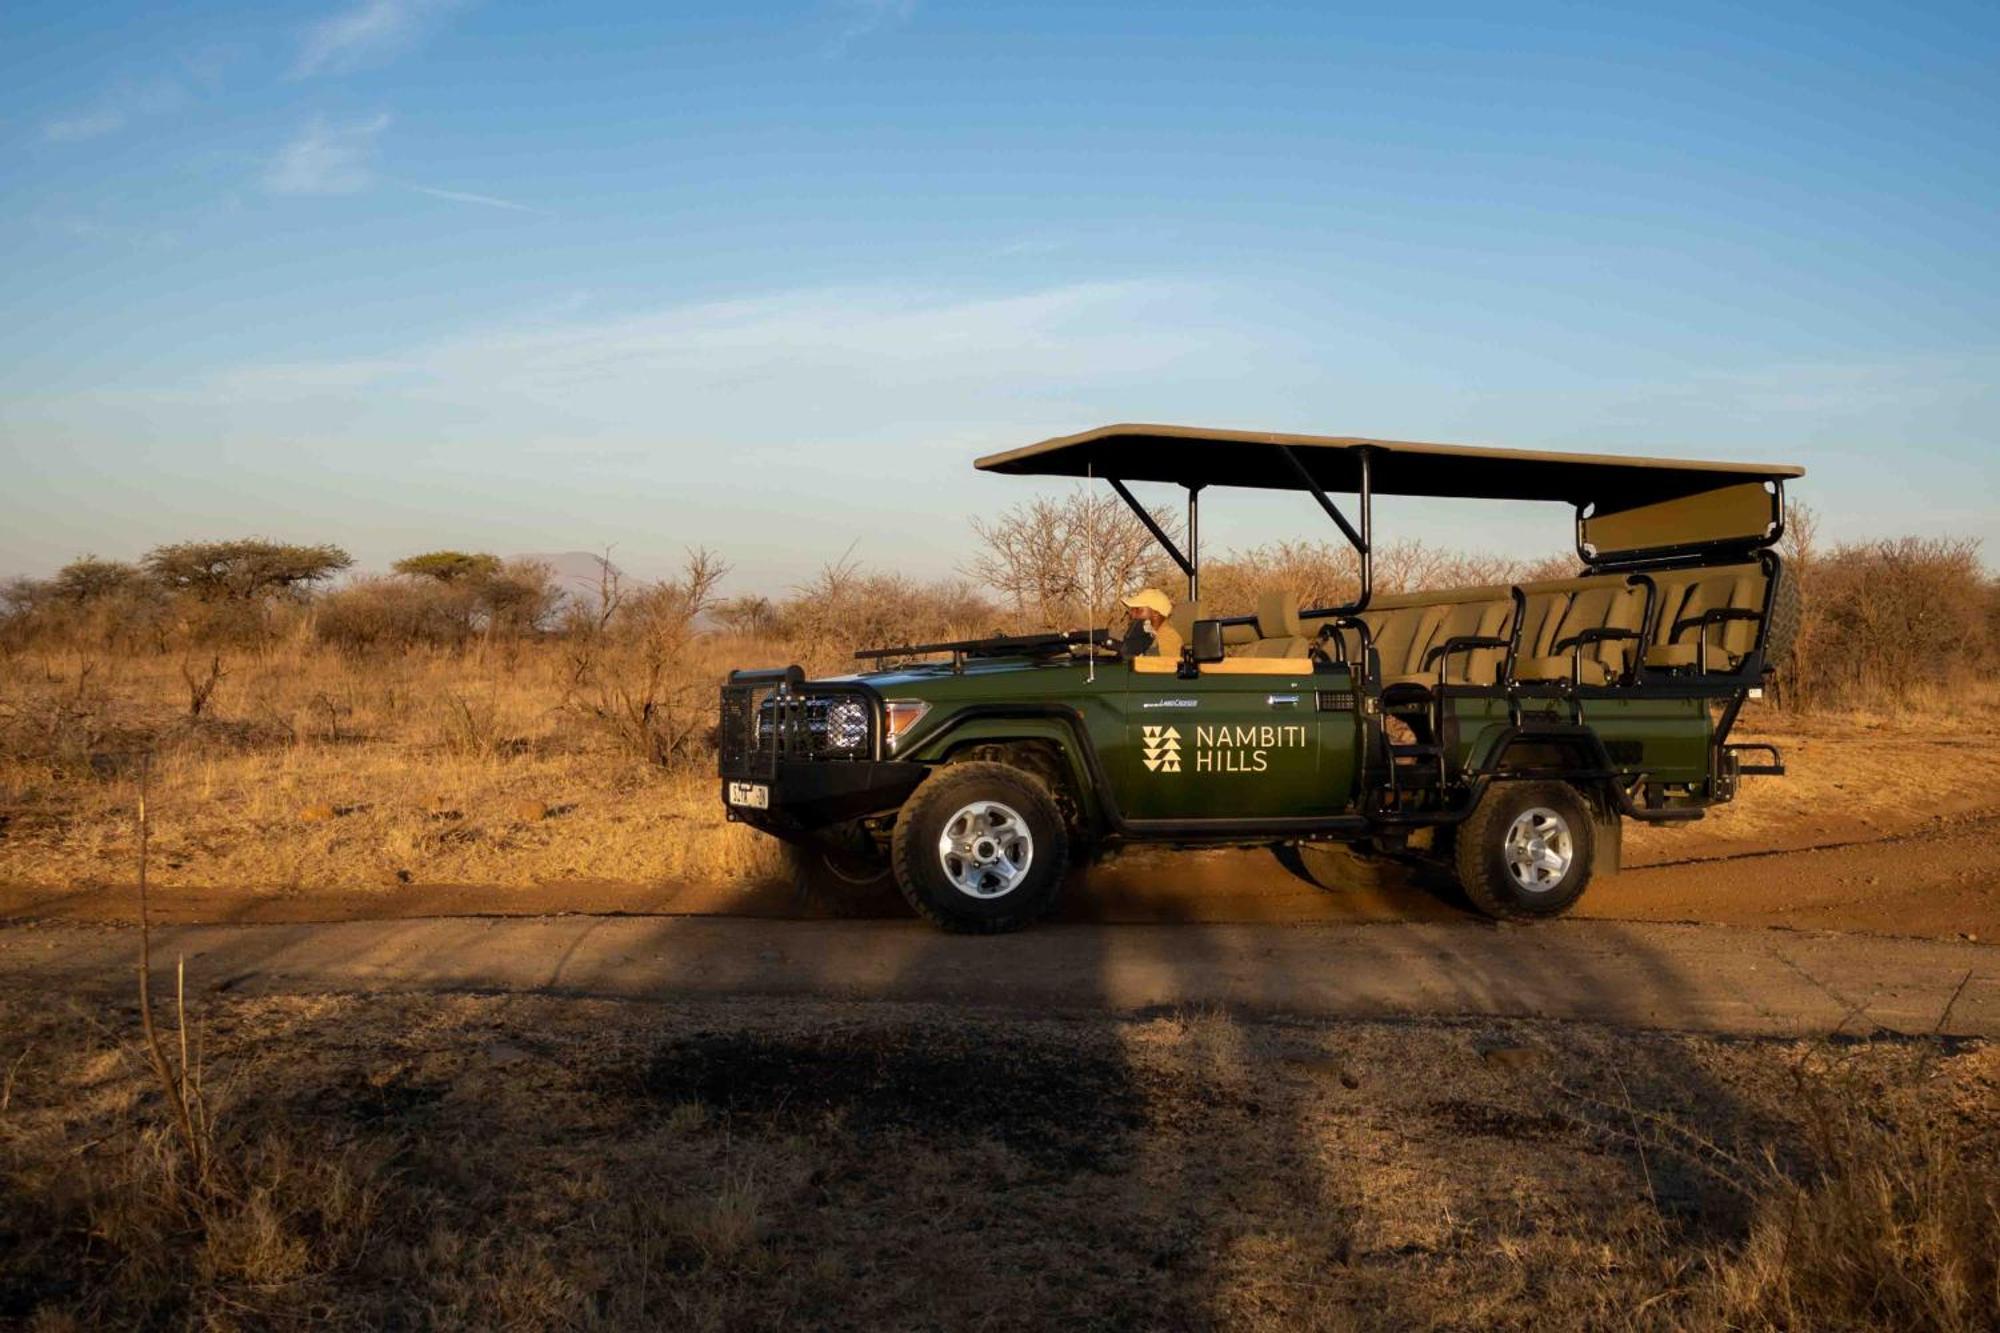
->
[891,762,1069,933]
[1276,841,1397,893]
[1454,781,1596,921]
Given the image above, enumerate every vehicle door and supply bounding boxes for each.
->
[1113,655,1354,821]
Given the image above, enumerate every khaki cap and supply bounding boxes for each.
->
[1121,587,1173,618]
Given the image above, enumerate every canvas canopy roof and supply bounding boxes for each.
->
[974,423,1804,513]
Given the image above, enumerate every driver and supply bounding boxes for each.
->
[1119,587,1183,660]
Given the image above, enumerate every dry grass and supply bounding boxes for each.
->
[1,988,1993,1330]
[1695,1087,2000,1331]
[6,639,1999,902]
[0,636,788,895]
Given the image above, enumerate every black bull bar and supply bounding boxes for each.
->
[718,668,927,836]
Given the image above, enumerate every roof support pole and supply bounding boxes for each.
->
[1356,446,1373,614]
[1106,477,1193,584]
[1280,444,1374,614]
[1185,483,1204,603]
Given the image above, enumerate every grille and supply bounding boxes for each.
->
[718,682,874,777]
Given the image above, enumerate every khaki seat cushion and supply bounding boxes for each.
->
[1516,655,1615,685]
[1244,590,1309,657]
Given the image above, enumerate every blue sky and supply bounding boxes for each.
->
[3,0,1996,589]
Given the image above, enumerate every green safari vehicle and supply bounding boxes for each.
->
[718,424,1803,932]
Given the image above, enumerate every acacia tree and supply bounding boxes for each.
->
[392,551,502,584]
[142,539,352,601]
[51,556,146,603]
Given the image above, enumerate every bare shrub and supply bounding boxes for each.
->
[966,491,1182,629]
[477,558,563,638]
[316,577,481,653]
[180,654,227,719]
[776,555,1003,673]
[0,560,174,655]
[1780,531,1995,710]
[1199,539,1575,615]
[712,594,780,637]
[563,549,731,767]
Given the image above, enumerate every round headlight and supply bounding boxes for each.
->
[823,698,869,751]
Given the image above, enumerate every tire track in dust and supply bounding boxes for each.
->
[1629,810,2000,871]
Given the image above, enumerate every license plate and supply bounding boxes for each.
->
[726,781,769,810]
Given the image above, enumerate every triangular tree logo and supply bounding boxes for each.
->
[1141,725,1182,773]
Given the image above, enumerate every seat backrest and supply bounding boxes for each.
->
[1513,585,1573,665]
[1552,578,1647,679]
[1163,597,1202,647]
[1359,600,1446,678]
[1298,586,1513,684]
[1244,590,1310,657]
[1428,594,1515,685]
[1647,561,1768,666]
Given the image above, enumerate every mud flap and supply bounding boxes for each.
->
[1593,809,1624,877]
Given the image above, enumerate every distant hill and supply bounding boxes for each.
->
[510,551,624,603]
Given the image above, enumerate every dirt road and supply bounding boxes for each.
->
[6,807,1995,939]
[4,800,1993,1037]
[4,914,1992,1037]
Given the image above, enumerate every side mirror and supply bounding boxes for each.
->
[1189,619,1225,664]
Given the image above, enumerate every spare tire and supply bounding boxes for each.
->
[1762,564,1802,666]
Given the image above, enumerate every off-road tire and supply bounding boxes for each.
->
[1275,842,1397,894]
[1454,780,1596,921]
[890,761,1069,933]
[1763,565,1802,666]
[785,841,897,917]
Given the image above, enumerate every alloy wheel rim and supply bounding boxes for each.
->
[1503,806,1574,893]
[937,800,1034,900]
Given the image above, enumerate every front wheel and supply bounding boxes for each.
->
[890,762,1069,933]
[1453,781,1596,921]
[785,841,897,917]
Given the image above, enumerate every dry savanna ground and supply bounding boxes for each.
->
[0,639,787,898]
[4,642,1999,926]
[3,574,1998,1331]
[2,986,1995,1332]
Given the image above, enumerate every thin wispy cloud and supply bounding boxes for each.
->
[43,107,129,143]
[294,0,464,78]
[995,235,1067,258]
[189,280,1221,434]
[826,0,918,55]
[41,78,186,143]
[265,114,392,195]
[410,184,546,215]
